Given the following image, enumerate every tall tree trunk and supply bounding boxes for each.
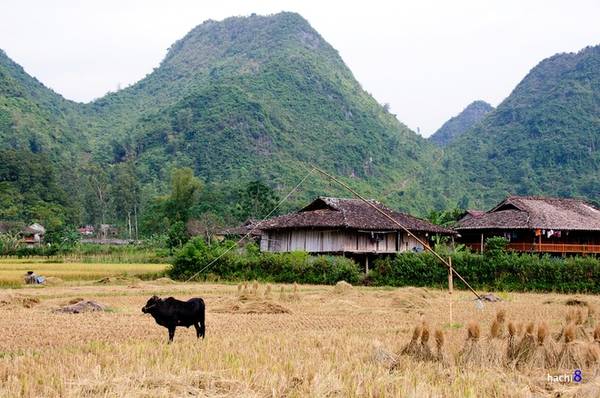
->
[127,211,132,239]
[134,204,138,240]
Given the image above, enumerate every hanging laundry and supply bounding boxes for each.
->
[554,231,562,238]
[547,229,554,238]
[535,229,542,237]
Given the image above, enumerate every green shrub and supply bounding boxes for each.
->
[169,238,361,284]
[169,237,600,293]
[370,249,600,293]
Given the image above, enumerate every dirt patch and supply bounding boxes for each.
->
[212,298,291,314]
[0,293,40,308]
[54,299,106,314]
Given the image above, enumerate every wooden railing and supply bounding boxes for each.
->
[466,243,600,254]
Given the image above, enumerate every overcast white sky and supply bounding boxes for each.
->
[1,1,599,136]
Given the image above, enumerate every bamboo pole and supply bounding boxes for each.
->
[311,165,483,301]
[448,256,453,324]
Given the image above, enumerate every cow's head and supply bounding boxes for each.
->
[142,295,161,313]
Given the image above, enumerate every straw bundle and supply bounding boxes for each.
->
[418,322,434,361]
[485,318,507,367]
[527,322,557,369]
[458,321,483,366]
[434,329,446,362]
[514,322,536,367]
[556,323,585,370]
[400,324,422,356]
[506,321,519,362]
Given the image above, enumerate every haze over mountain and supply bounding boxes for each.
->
[429,101,494,146]
[0,12,599,232]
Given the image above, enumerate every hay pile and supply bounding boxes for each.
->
[333,281,352,294]
[0,293,40,308]
[390,287,434,312]
[95,276,139,285]
[212,298,290,314]
[151,277,176,285]
[371,341,398,367]
[44,276,63,286]
[54,299,106,314]
[214,285,292,314]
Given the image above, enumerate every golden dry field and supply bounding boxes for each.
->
[0,268,599,397]
[0,259,166,287]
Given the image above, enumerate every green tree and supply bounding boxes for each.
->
[236,180,279,221]
[166,167,202,223]
[140,167,202,236]
[111,162,141,238]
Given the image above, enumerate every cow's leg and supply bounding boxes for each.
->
[168,326,176,343]
[194,323,202,338]
[199,306,205,339]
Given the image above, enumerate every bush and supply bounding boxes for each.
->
[169,238,361,284]
[369,249,600,293]
[169,237,600,293]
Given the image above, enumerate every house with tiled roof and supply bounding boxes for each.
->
[456,196,600,255]
[257,197,455,268]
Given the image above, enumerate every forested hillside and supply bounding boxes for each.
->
[432,45,600,210]
[429,100,494,146]
[0,12,598,237]
[0,12,440,235]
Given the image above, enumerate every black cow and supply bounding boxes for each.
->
[142,295,205,342]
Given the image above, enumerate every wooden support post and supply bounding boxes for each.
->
[448,256,453,324]
[480,233,484,254]
[365,255,369,274]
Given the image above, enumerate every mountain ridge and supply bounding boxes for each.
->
[429,100,494,146]
[0,13,599,230]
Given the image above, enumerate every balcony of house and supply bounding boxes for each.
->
[465,242,600,255]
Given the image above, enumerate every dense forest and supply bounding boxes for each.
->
[0,12,599,239]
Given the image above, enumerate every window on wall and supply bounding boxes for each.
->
[369,232,385,242]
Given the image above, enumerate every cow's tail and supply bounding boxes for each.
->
[199,299,206,338]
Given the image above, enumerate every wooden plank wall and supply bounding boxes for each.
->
[261,229,428,254]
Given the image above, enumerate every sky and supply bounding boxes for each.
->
[1,1,599,137]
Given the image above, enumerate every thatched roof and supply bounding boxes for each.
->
[22,223,46,236]
[259,197,455,234]
[456,196,600,231]
[220,219,262,236]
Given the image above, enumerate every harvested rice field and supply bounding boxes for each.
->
[1,278,600,397]
[0,259,166,287]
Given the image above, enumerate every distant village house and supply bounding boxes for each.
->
[456,196,600,255]
[77,225,95,236]
[21,223,46,247]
